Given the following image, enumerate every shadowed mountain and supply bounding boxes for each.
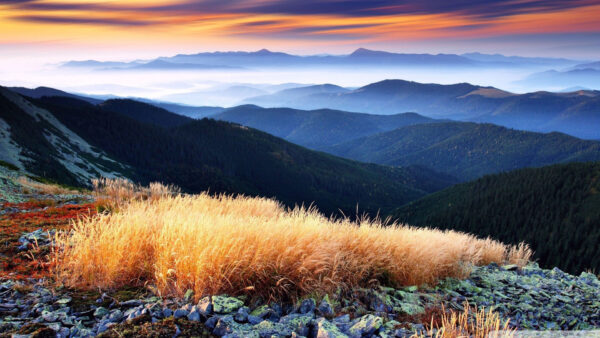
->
[241,84,349,107]
[0,87,130,186]
[213,104,434,149]
[393,161,600,274]
[325,121,600,181]
[8,86,102,104]
[98,99,193,128]
[2,88,455,216]
[9,85,223,119]
[244,79,600,139]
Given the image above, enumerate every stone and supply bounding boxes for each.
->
[108,309,123,322]
[162,308,173,318]
[213,295,244,314]
[250,305,271,318]
[298,298,316,314]
[205,316,219,329]
[318,295,334,316]
[173,308,189,319]
[187,306,201,321]
[248,315,263,325]
[313,317,347,338]
[279,313,314,336]
[234,306,249,323]
[213,315,258,337]
[41,310,58,322]
[348,314,382,337]
[198,297,214,316]
[120,299,143,307]
[94,307,110,318]
[254,320,293,337]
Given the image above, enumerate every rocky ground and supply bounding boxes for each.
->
[1,166,599,337]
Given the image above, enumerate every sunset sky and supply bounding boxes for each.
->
[1,0,600,61]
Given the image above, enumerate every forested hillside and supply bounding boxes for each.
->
[393,162,600,273]
[28,95,455,216]
[326,122,600,181]
[214,105,433,149]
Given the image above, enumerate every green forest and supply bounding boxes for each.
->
[393,162,600,273]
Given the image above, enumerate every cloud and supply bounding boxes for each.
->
[134,0,600,18]
[5,0,599,19]
[13,15,153,26]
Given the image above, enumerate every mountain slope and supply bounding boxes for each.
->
[326,122,600,181]
[99,99,193,128]
[28,95,456,216]
[0,88,130,186]
[244,79,600,139]
[213,105,434,149]
[241,84,349,108]
[9,86,102,104]
[392,162,600,274]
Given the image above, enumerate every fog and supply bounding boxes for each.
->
[1,59,596,107]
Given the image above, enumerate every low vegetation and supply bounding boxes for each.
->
[52,180,530,302]
[426,303,514,338]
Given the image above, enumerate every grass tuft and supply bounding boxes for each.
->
[52,181,531,302]
[424,302,515,338]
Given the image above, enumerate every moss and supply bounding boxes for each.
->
[69,286,148,312]
[98,314,215,338]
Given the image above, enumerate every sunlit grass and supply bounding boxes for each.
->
[53,181,531,301]
[424,302,515,338]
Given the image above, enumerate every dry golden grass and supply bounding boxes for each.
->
[91,177,180,209]
[52,181,531,301]
[423,303,515,338]
[17,176,77,195]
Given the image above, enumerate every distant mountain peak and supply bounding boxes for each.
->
[350,48,389,57]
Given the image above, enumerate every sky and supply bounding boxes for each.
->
[1,0,600,62]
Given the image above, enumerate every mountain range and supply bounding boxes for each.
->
[242,79,600,139]
[212,104,434,149]
[9,84,600,184]
[61,48,585,71]
[0,86,455,216]
[325,121,600,181]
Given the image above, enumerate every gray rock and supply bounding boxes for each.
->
[213,295,244,314]
[279,313,314,336]
[213,315,257,337]
[187,306,201,321]
[234,306,249,323]
[248,314,263,325]
[120,299,143,307]
[313,317,347,338]
[174,308,189,319]
[108,309,123,322]
[163,308,173,318]
[205,315,219,329]
[347,314,382,337]
[318,295,334,316]
[94,306,109,318]
[198,297,214,316]
[299,298,316,314]
[97,320,115,334]
[254,320,293,337]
